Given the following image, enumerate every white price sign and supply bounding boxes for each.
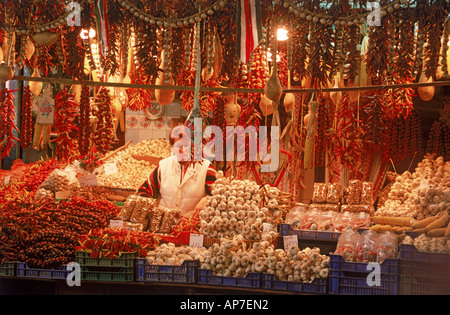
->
[110,220,124,229]
[103,163,118,176]
[283,235,298,251]
[4,176,10,185]
[262,222,274,233]
[189,233,204,248]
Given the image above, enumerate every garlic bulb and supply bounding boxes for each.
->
[377,155,450,219]
[200,179,292,241]
[199,233,329,282]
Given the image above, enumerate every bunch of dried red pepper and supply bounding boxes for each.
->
[0,88,20,160]
[0,196,118,265]
[20,86,33,149]
[76,227,160,260]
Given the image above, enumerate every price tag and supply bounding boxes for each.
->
[55,191,72,200]
[189,233,204,248]
[104,163,118,176]
[78,174,98,187]
[283,235,298,251]
[4,176,10,185]
[110,220,124,229]
[262,222,274,233]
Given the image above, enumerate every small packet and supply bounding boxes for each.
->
[356,230,379,263]
[312,183,328,204]
[347,179,362,205]
[326,183,343,204]
[360,182,374,205]
[335,230,359,262]
[148,207,166,233]
[159,209,181,233]
[377,232,398,263]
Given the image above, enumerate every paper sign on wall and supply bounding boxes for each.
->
[189,233,204,248]
[36,90,55,125]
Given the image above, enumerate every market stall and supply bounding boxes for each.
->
[0,0,449,296]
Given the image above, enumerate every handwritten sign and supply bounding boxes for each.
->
[78,174,98,187]
[189,233,204,248]
[4,176,10,185]
[110,220,124,229]
[103,163,118,176]
[283,235,298,252]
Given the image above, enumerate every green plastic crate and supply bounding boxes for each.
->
[0,262,16,277]
[81,266,134,282]
[76,251,137,268]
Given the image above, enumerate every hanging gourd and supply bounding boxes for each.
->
[0,32,15,82]
[32,31,58,47]
[418,54,435,101]
[224,93,241,126]
[155,49,175,106]
[303,94,319,170]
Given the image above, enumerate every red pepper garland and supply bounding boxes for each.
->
[20,86,33,149]
[53,88,79,162]
[92,87,117,154]
[78,85,91,157]
[0,88,20,160]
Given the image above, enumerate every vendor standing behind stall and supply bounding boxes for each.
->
[137,125,217,218]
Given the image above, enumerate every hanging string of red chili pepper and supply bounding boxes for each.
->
[52,87,79,162]
[76,227,160,260]
[78,85,91,157]
[20,86,33,149]
[0,88,20,160]
[92,87,117,154]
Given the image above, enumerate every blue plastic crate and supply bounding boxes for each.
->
[261,274,328,294]
[197,269,261,289]
[399,244,450,295]
[135,258,198,283]
[16,262,70,280]
[328,254,399,295]
[279,224,342,240]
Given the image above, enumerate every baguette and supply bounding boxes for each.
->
[371,216,414,227]
[445,222,450,237]
[426,228,446,237]
[412,216,438,229]
[424,217,447,232]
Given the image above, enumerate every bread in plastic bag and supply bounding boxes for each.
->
[326,183,343,204]
[312,183,328,204]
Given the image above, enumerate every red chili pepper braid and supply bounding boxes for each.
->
[0,88,20,160]
[53,87,79,162]
[20,86,33,149]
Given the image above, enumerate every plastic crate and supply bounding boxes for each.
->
[328,254,399,295]
[135,258,198,283]
[0,261,16,277]
[16,262,69,280]
[197,269,261,289]
[261,274,328,294]
[156,232,192,246]
[80,266,134,282]
[76,251,137,282]
[75,251,137,268]
[279,224,342,240]
[399,244,450,295]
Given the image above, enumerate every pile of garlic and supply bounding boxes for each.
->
[199,233,329,283]
[376,156,450,219]
[96,139,172,190]
[146,243,208,265]
[402,234,450,254]
[127,139,172,159]
[199,174,291,241]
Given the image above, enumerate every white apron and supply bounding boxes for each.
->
[158,156,211,217]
